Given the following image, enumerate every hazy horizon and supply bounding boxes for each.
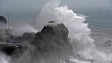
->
[0,0,112,12]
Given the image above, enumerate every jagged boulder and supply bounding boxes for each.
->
[31,23,73,55]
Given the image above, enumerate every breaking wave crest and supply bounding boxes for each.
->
[36,0,112,63]
[36,0,94,52]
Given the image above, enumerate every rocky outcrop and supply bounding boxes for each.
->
[0,23,74,63]
[0,15,7,23]
[31,23,73,56]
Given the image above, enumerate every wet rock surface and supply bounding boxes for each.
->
[31,24,72,53]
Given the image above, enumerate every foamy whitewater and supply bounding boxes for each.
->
[37,0,94,51]
[36,0,112,63]
[0,0,112,63]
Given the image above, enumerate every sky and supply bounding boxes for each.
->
[0,0,112,12]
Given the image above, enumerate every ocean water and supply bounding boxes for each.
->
[73,8,112,45]
[75,9,112,29]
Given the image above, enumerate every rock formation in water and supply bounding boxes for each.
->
[0,23,74,63]
[31,24,73,54]
[0,15,7,23]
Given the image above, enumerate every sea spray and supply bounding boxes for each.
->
[36,0,112,63]
[11,23,38,36]
[36,0,95,53]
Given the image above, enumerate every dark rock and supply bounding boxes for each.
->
[0,15,7,23]
[0,44,22,56]
[31,23,73,55]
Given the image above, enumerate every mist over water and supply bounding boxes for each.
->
[12,23,38,36]
[37,0,94,52]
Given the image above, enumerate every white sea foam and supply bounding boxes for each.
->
[36,0,112,63]
[36,0,94,52]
